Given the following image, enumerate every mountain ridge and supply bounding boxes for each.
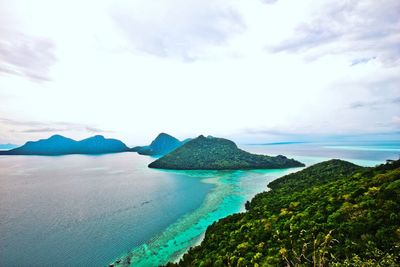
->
[0,134,129,155]
[0,143,19,150]
[131,133,185,156]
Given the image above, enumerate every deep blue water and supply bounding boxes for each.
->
[0,153,212,266]
[0,141,399,267]
[242,141,400,165]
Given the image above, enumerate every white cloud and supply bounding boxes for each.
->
[110,0,245,60]
[262,0,279,4]
[0,30,56,81]
[269,0,400,66]
[0,0,399,144]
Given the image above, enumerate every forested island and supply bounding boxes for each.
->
[165,159,400,266]
[0,135,129,155]
[149,135,304,170]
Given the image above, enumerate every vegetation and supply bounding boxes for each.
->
[149,135,304,170]
[165,159,400,266]
[130,133,184,156]
[0,134,129,155]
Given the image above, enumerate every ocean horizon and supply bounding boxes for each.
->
[1,141,398,266]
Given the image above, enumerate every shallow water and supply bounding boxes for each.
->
[113,141,399,266]
[113,168,300,266]
[1,141,398,267]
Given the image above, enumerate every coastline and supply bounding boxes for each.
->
[111,167,301,266]
[110,155,385,266]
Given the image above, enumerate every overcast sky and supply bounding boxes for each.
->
[0,0,399,145]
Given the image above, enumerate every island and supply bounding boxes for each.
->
[0,134,129,155]
[148,135,305,170]
[165,159,400,266]
[0,143,18,150]
[130,133,186,156]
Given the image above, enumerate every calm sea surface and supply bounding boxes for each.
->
[0,153,211,266]
[0,141,399,266]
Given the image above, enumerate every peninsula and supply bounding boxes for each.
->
[166,159,400,266]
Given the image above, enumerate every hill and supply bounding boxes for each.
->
[149,135,304,170]
[0,143,18,150]
[165,159,400,266]
[0,135,129,155]
[131,133,184,156]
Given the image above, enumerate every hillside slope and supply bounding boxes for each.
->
[149,135,304,170]
[130,133,184,156]
[166,159,400,266]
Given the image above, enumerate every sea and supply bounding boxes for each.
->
[0,141,399,266]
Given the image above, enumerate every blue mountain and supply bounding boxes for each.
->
[0,135,129,155]
[130,133,186,156]
[0,143,18,150]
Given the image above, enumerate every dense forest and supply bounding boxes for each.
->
[165,159,400,266]
[149,135,304,170]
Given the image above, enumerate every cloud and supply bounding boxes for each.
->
[243,128,303,137]
[85,126,107,133]
[0,117,111,133]
[110,0,245,60]
[0,30,56,81]
[350,57,376,66]
[350,97,400,109]
[262,0,278,4]
[21,127,67,133]
[269,0,400,66]
[0,117,46,127]
[392,116,400,125]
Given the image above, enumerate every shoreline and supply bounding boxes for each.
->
[110,167,301,267]
[109,156,385,267]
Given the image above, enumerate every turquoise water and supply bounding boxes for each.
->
[1,141,398,267]
[0,153,212,266]
[112,168,300,266]
[113,141,399,266]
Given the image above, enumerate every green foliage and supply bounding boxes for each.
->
[165,159,400,266]
[149,135,304,170]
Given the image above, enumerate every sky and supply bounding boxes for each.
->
[0,0,399,146]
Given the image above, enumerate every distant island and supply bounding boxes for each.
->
[0,135,129,155]
[0,143,18,150]
[166,159,400,266]
[149,135,304,170]
[130,133,187,156]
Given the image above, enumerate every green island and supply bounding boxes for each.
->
[148,135,304,170]
[165,159,400,266]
